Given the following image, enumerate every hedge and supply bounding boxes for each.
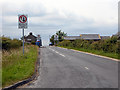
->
[58,36,119,54]
[2,37,22,50]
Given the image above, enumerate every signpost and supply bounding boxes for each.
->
[18,14,28,55]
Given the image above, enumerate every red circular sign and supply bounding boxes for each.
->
[19,15,27,23]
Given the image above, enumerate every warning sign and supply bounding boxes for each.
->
[18,14,28,29]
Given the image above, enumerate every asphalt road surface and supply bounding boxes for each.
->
[26,46,118,88]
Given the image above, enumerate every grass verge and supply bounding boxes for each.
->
[2,45,39,87]
[58,46,119,60]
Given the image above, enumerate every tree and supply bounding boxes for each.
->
[56,30,67,42]
[50,35,55,45]
[50,30,67,45]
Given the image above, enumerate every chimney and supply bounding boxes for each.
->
[30,32,32,35]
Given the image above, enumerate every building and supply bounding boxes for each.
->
[100,36,110,40]
[64,36,81,41]
[23,32,37,43]
[64,34,101,41]
[80,34,101,40]
[112,32,120,37]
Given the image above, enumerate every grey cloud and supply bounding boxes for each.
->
[2,1,118,45]
[2,2,95,29]
[64,24,117,36]
[2,2,47,17]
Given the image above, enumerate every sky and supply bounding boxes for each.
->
[0,0,119,46]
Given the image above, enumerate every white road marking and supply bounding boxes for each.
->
[59,54,65,57]
[85,67,89,70]
[49,48,55,51]
[58,47,119,62]
[49,47,65,57]
[52,50,55,51]
[55,51,59,54]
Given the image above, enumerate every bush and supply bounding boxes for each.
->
[58,37,118,54]
[2,37,22,50]
[90,41,100,50]
[59,40,71,47]
[31,41,36,45]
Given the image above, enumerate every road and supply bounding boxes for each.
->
[26,46,118,88]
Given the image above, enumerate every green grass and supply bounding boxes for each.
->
[58,46,119,60]
[2,45,39,87]
[0,69,2,89]
[0,51,2,89]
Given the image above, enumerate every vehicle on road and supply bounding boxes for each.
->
[49,42,53,46]
[36,39,42,47]
[36,35,42,47]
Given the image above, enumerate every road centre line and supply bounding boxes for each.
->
[59,53,65,57]
[49,48,65,57]
[52,50,55,51]
[55,51,59,53]
[85,67,89,70]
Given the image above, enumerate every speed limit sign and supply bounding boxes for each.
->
[18,14,28,29]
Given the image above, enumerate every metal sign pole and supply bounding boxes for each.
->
[23,28,24,55]
[18,14,27,55]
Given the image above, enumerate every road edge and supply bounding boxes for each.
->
[2,48,41,90]
[58,46,119,62]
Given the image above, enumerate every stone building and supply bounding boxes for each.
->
[22,32,37,43]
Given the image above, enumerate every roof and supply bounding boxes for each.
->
[113,32,120,36]
[25,35,37,39]
[64,36,81,40]
[23,33,37,43]
[101,36,110,39]
[80,34,101,40]
[25,32,37,39]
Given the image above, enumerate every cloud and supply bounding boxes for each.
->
[1,0,118,45]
